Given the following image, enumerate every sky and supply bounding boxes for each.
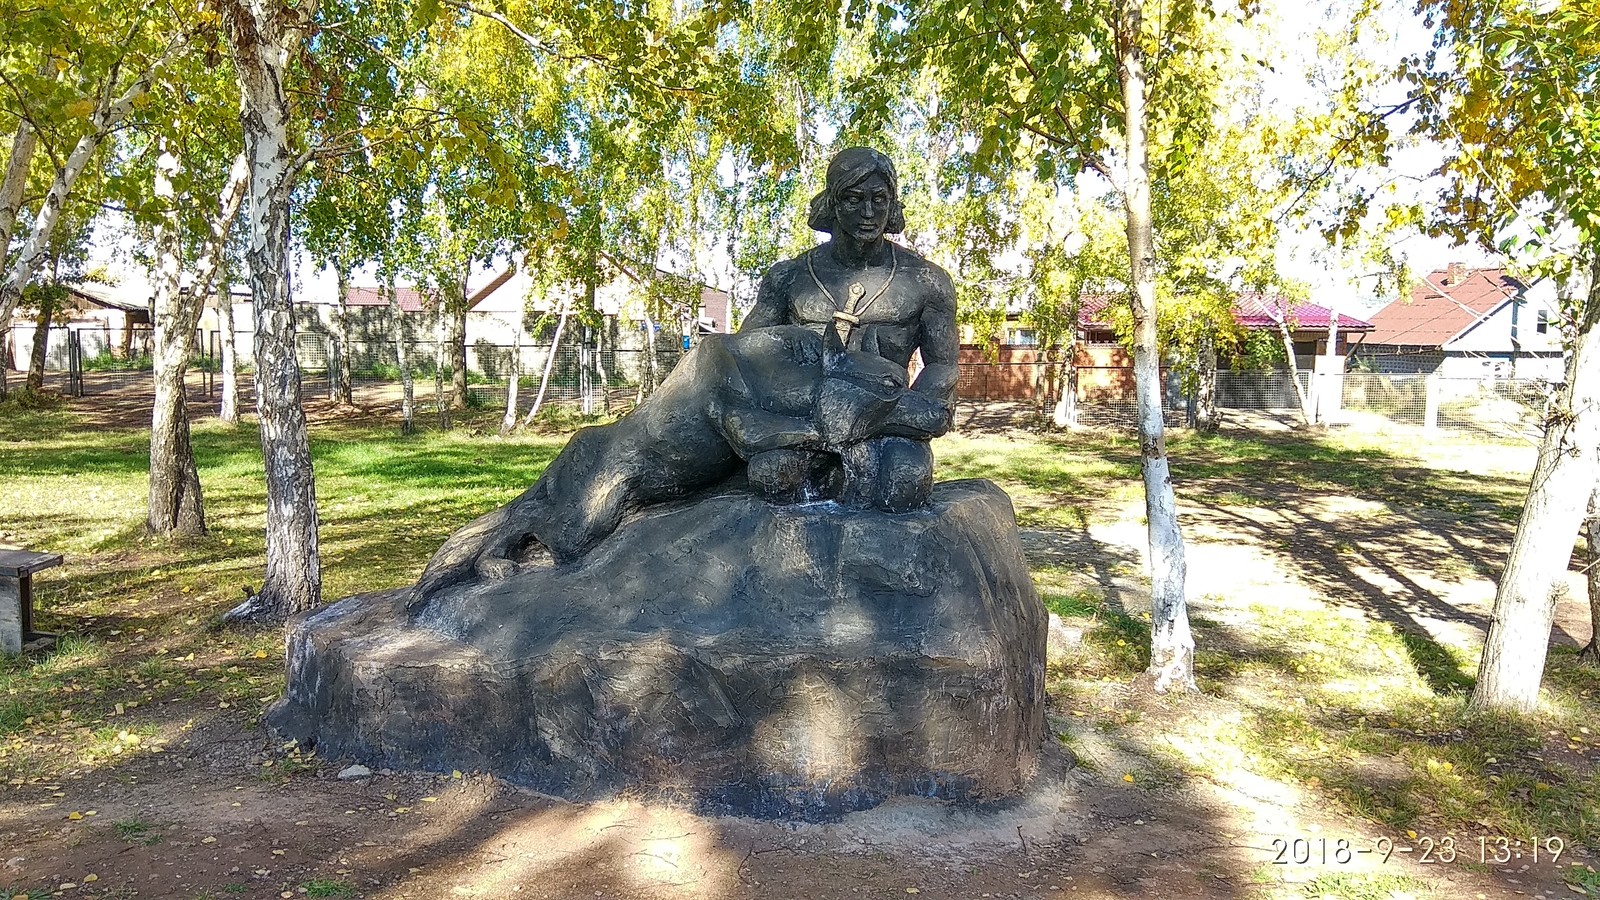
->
[1254,0,1498,316]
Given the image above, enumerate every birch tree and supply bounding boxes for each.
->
[218,0,323,621]
[863,0,1242,691]
[145,148,249,537]
[0,9,184,397]
[1403,0,1600,712]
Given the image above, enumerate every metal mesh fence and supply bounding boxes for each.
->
[8,323,1561,444]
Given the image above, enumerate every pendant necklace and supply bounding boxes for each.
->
[807,244,898,347]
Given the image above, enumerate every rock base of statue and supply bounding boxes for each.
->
[266,478,1046,821]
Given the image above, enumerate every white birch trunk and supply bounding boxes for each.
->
[1120,0,1194,693]
[1053,337,1080,429]
[1472,261,1600,711]
[524,299,570,425]
[1579,485,1600,665]
[221,0,322,621]
[26,292,52,391]
[432,300,451,428]
[330,260,353,405]
[0,118,38,261]
[500,318,521,435]
[147,147,207,536]
[1273,313,1314,426]
[149,148,247,534]
[217,269,240,424]
[1195,331,1219,434]
[387,273,415,434]
[450,268,468,410]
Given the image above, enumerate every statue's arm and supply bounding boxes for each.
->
[876,267,959,439]
[909,267,960,402]
[739,263,792,331]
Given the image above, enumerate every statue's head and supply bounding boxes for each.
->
[807,147,906,238]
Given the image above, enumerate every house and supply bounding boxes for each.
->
[957,293,1374,403]
[4,282,154,371]
[1353,264,1563,380]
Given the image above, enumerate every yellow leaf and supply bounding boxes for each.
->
[254,650,268,659]
[452,770,462,779]
[421,796,437,802]
[67,811,83,820]
[82,875,97,883]
[201,836,216,844]
[1406,830,1418,840]
[1123,773,1135,783]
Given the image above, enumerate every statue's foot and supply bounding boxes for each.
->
[839,437,933,513]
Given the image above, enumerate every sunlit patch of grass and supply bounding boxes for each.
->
[1300,872,1434,899]
[115,817,164,845]
[1565,864,1600,893]
[299,879,356,898]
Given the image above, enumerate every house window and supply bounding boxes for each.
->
[1536,310,1549,334]
[1009,328,1037,346]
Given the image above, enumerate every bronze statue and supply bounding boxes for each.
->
[409,148,960,611]
[741,146,959,508]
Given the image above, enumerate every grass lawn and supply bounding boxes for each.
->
[1,394,1596,900]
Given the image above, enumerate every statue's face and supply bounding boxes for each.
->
[835,173,892,243]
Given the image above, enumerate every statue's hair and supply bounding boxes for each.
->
[807,147,906,236]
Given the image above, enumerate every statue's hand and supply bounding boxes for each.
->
[407,504,526,616]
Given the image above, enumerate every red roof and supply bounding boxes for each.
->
[345,286,426,312]
[1364,267,1520,347]
[1078,292,1372,332]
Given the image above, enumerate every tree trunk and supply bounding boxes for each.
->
[329,260,353,405]
[386,272,415,435]
[217,266,240,424]
[1053,337,1080,428]
[148,148,247,535]
[1579,486,1600,666]
[524,298,570,425]
[1273,313,1314,426]
[640,303,658,404]
[595,315,611,414]
[450,270,468,410]
[147,147,207,537]
[432,300,451,429]
[1472,260,1600,712]
[26,295,52,391]
[500,318,521,435]
[1119,0,1194,693]
[1195,331,1219,434]
[1320,301,1342,425]
[221,0,322,622]
[0,116,38,264]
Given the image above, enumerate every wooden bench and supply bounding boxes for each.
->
[0,549,62,654]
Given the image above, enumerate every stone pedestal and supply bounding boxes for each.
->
[267,479,1046,820]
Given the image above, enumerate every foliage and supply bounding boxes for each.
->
[1406,1,1599,284]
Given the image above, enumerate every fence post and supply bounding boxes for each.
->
[580,327,594,416]
[68,330,82,397]
[1423,372,1440,430]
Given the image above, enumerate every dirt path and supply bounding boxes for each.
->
[1,702,1574,900]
